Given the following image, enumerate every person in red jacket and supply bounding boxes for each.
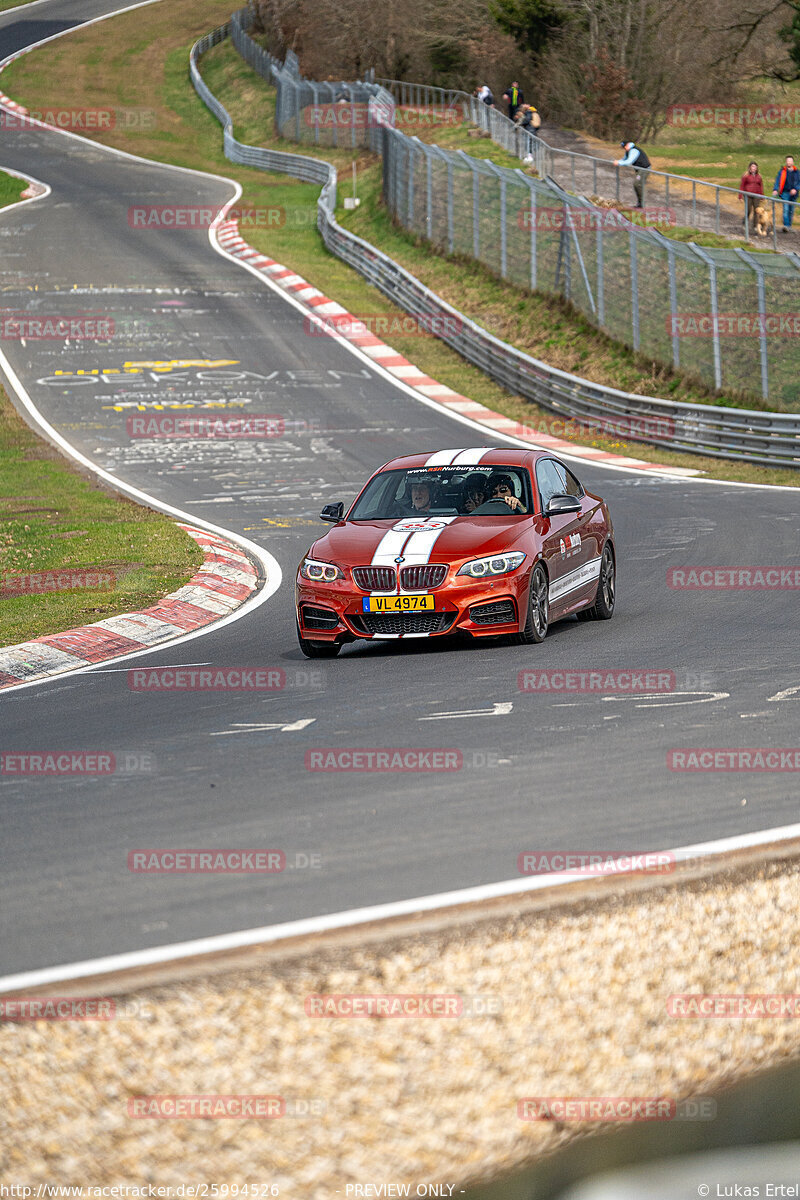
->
[740,161,764,232]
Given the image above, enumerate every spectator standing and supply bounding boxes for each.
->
[514,104,542,132]
[503,82,524,120]
[739,161,764,232]
[475,84,494,107]
[772,156,800,232]
[614,140,651,208]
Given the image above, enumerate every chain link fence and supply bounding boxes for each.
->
[379,128,800,408]
[377,77,800,255]
[191,14,800,465]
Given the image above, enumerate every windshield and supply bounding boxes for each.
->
[348,466,532,520]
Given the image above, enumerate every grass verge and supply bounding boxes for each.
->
[1,5,798,486]
[0,170,203,647]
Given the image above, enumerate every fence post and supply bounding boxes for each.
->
[446,156,454,255]
[735,248,769,402]
[407,140,414,227]
[629,230,640,352]
[515,169,536,290]
[596,212,604,326]
[690,244,722,390]
[485,162,507,278]
[425,144,433,238]
[667,241,679,369]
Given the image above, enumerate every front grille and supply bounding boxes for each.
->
[301,604,340,630]
[469,599,517,626]
[352,566,396,591]
[399,564,447,590]
[350,611,456,636]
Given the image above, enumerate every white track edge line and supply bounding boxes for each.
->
[2,821,800,993]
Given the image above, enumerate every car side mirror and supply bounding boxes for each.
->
[319,502,344,523]
[545,493,582,516]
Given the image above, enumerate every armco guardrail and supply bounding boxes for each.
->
[191,18,800,468]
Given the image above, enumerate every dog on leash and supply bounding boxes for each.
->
[753,201,773,237]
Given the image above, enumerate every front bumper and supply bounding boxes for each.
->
[296,575,527,641]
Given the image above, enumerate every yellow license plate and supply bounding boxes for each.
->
[363,594,434,612]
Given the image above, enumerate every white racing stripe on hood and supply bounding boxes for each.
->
[371,529,412,567]
[398,517,458,566]
[450,447,495,466]
[370,517,458,570]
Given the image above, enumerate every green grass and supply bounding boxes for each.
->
[2,2,799,487]
[0,389,204,646]
[0,169,203,646]
[0,170,24,207]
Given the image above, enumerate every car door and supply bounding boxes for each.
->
[535,459,595,613]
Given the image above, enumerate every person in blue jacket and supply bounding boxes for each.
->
[614,140,651,208]
[772,156,800,231]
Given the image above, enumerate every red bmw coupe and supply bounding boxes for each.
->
[295,447,615,657]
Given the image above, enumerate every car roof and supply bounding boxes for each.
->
[378,447,549,472]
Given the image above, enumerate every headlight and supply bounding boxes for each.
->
[300,557,344,583]
[457,552,526,578]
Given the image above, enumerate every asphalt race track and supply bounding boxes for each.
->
[1,0,799,977]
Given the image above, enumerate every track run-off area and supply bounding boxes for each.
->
[0,0,799,981]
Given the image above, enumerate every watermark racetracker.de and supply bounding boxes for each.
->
[0,751,156,775]
[517,1096,717,1121]
[304,749,504,771]
[0,107,155,132]
[126,415,285,438]
[1,569,117,596]
[0,312,114,339]
[127,667,326,691]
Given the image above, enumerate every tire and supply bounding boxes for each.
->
[297,623,342,658]
[578,543,615,621]
[517,562,549,644]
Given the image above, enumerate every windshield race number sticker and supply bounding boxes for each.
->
[392,518,449,532]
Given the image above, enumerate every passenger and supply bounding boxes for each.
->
[462,473,489,513]
[488,473,527,512]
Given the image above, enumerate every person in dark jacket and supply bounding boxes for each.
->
[614,140,651,208]
[502,82,524,120]
[772,156,800,231]
[739,161,764,232]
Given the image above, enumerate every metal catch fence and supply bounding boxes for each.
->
[190,14,800,467]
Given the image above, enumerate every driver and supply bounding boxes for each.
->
[396,475,438,515]
[487,473,527,512]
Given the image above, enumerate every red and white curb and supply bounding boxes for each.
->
[0,526,261,691]
[215,219,700,478]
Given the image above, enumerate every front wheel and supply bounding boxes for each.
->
[577,544,615,621]
[297,623,342,658]
[516,562,549,644]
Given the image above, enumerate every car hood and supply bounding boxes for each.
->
[310,515,530,567]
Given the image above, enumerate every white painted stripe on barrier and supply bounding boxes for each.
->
[4,822,800,993]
